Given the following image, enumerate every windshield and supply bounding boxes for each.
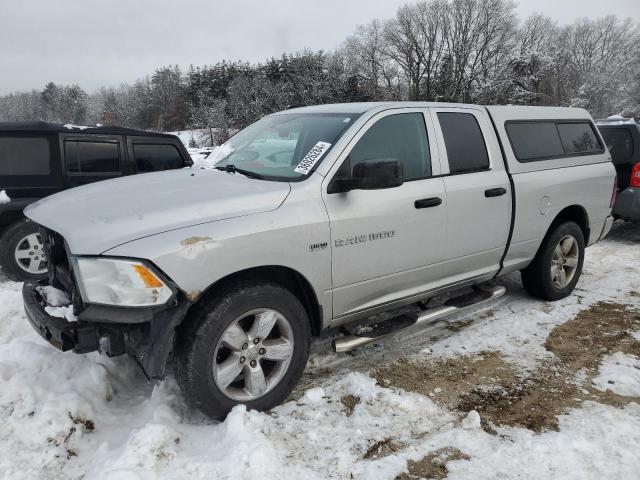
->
[213,113,358,181]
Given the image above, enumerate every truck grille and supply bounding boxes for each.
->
[41,227,83,313]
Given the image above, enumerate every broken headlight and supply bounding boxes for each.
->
[73,257,174,307]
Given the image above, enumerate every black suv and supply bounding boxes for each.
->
[597,120,640,222]
[0,122,192,281]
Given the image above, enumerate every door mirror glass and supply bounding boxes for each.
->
[329,159,404,193]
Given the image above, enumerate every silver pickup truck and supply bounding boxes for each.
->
[22,102,616,418]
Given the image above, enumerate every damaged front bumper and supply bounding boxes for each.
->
[23,280,191,379]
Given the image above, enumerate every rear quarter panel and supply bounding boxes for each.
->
[486,106,615,273]
[503,162,615,273]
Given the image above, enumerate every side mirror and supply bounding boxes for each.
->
[328,159,404,194]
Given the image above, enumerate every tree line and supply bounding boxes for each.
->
[1,0,639,143]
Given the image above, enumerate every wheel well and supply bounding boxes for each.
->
[191,266,323,337]
[550,205,590,244]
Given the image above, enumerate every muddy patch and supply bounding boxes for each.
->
[375,302,640,433]
[544,302,640,372]
[340,394,360,416]
[363,438,406,460]
[395,448,469,480]
[374,352,519,412]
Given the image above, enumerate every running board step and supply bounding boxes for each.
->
[332,285,506,353]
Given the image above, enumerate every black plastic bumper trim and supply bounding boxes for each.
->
[23,281,99,354]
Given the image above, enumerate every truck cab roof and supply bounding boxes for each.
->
[279,102,591,120]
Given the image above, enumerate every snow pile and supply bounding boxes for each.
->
[192,144,233,169]
[597,115,637,125]
[63,124,93,130]
[460,410,481,429]
[36,285,70,307]
[442,402,640,480]
[0,190,10,204]
[36,285,77,322]
[593,352,640,397]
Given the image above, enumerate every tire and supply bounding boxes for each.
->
[521,221,585,301]
[0,219,48,282]
[174,280,310,419]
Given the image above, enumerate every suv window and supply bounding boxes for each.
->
[345,113,431,180]
[599,128,634,165]
[65,140,120,173]
[437,112,489,173]
[0,137,51,175]
[134,143,185,172]
[557,122,602,154]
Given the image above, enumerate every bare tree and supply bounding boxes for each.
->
[342,19,401,99]
[442,0,517,102]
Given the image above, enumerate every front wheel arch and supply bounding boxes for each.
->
[173,279,311,418]
[186,265,324,337]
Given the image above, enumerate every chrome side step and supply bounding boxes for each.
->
[332,285,506,353]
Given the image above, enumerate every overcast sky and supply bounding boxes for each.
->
[1,0,639,95]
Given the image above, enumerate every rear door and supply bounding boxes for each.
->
[61,134,125,187]
[429,107,511,283]
[0,132,63,224]
[322,108,448,319]
[0,132,63,199]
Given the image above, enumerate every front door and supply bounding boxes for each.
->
[322,109,448,319]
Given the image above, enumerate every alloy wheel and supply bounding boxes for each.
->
[14,233,47,275]
[550,234,579,289]
[212,308,295,402]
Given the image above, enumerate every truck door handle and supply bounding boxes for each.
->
[414,197,442,209]
[485,187,507,197]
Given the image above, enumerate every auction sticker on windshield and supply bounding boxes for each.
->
[294,141,332,175]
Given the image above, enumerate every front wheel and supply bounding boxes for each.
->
[174,281,310,419]
[521,221,585,301]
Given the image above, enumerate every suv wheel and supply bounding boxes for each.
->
[521,221,585,301]
[0,220,48,281]
[174,280,310,419]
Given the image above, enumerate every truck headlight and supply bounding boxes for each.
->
[73,257,174,307]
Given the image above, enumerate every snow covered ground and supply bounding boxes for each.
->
[1,222,639,480]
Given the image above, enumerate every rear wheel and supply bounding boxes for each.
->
[0,220,48,282]
[174,280,310,419]
[521,221,585,301]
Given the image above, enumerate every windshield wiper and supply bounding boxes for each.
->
[214,164,264,179]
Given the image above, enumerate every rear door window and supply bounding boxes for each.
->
[437,112,490,173]
[0,137,51,175]
[65,140,120,173]
[133,143,185,172]
[556,122,602,154]
[599,128,634,165]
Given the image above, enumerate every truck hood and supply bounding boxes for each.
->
[24,169,291,254]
